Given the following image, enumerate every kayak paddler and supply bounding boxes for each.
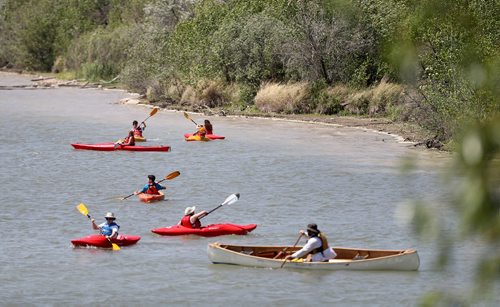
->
[134,175,166,195]
[178,206,208,229]
[193,125,207,138]
[132,120,146,137]
[284,223,337,262]
[116,130,135,146]
[91,212,120,239]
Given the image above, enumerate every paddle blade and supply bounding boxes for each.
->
[111,243,121,251]
[183,112,190,120]
[222,193,240,206]
[150,107,159,117]
[166,171,180,180]
[76,203,88,216]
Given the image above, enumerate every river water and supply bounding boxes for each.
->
[0,72,496,306]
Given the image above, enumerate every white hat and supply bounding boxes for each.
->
[104,212,116,219]
[184,206,196,215]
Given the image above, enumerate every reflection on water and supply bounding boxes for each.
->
[1,73,494,305]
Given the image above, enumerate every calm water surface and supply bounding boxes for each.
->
[0,73,496,305]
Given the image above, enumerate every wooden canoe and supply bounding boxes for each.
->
[207,243,420,271]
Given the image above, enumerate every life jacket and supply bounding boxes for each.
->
[146,184,159,195]
[311,233,329,255]
[133,127,143,137]
[124,136,135,146]
[100,222,120,236]
[180,215,201,229]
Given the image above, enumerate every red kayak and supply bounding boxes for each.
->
[151,223,257,237]
[71,143,171,152]
[71,234,141,248]
[184,133,225,140]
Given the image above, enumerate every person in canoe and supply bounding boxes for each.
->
[132,120,146,137]
[91,212,120,239]
[178,206,208,229]
[204,120,213,134]
[116,131,135,146]
[134,175,166,195]
[284,223,337,262]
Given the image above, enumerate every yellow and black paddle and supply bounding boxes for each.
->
[280,233,304,268]
[76,203,120,251]
[121,171,181,200]
[183,111,198,126]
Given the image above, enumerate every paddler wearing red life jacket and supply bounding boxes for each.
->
[135,175,166,195]
[285,223,337,262]
[117,130,135,146]
[178,206,208,229]
[132,120,146,137]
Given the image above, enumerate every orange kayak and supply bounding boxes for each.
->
[138,191,165,203]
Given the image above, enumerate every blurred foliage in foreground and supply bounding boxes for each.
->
[402,116,500,305]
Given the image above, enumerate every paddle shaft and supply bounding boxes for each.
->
[140,108,159,125]
[200,193,240,220]
[183,112,198,126]
[280,233,303,268]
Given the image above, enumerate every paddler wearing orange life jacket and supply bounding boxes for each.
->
[178,206,208,229]
[135,175,166,195]
[132,120,146,137]
[285,223,337,262]
[193,125,207,137]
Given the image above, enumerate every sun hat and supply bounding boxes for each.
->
[184,206,196,215]
[306,223,320,236]
[104,212,116,219]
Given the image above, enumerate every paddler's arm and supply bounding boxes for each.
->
[192,211,208,221]
[91,219,100,230]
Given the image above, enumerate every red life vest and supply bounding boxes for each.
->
[133,127,143,137]
[124,136,135,146]
[146,184,159,195]
[180,215,201,229]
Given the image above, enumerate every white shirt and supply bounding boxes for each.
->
[291,236,337,262]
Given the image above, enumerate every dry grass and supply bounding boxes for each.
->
[343,80,404,116]
[255,82,309,113]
